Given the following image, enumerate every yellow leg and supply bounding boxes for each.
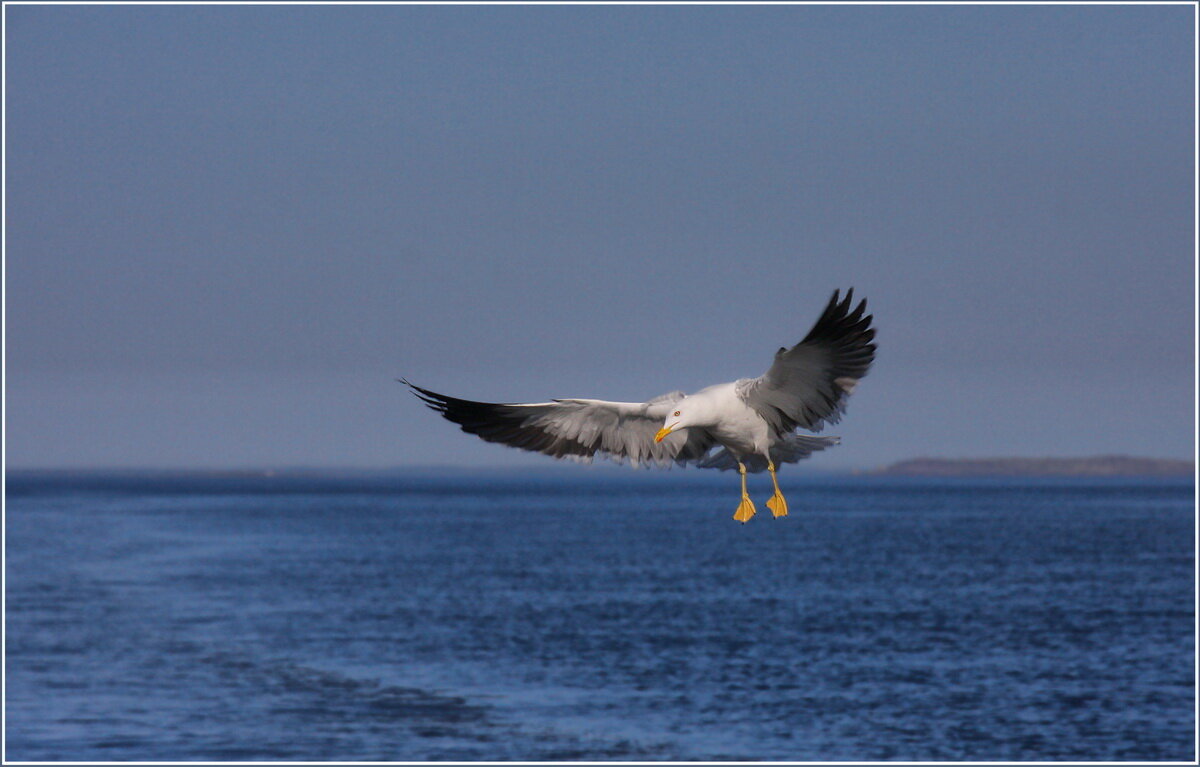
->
[734,462,757,523]
[766,461,789,518]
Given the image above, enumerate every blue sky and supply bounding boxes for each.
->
[6,4,1195,470]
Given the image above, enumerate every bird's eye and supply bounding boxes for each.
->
[673,411,681,417]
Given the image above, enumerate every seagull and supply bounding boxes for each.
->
[404,288,876,522]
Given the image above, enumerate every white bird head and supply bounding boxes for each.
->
[654,399,693,443]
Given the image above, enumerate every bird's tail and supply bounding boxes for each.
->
[773,434,841,464]
[696,434,840,473]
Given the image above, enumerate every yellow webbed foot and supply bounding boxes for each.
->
[733,495,757,523]
[766,491,789,518]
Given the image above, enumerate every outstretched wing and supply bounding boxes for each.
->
[404,382,717,468]
[739,288,876,434]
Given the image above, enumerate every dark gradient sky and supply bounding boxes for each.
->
[6,4,1195,470]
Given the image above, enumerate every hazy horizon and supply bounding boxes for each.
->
[5,451,1194,476]
[7,4,1195,471]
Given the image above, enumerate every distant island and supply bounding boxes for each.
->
[872,455,1195,477]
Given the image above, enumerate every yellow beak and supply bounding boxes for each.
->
[654,425,676,443]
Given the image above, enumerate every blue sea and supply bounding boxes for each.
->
[5,470,1195,761]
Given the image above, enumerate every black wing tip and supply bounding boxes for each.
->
[398,378,438,399]
[398,378,455,413]
[830,286,868,313]
[398,377,426,394]
[806,288,873,340]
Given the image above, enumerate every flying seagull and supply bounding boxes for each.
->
[404,288,875,522]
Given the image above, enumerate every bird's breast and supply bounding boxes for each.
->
[708,401,771,455]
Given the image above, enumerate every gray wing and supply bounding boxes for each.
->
[739,288,876,434]
[405,382,717,468]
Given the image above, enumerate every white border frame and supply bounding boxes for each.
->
[1,2,1196,765]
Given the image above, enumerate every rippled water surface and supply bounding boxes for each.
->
[6,471,1195,760]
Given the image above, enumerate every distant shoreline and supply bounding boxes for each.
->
[870,455,1195,478]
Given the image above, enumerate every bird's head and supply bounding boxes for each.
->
[654,401,692,443]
